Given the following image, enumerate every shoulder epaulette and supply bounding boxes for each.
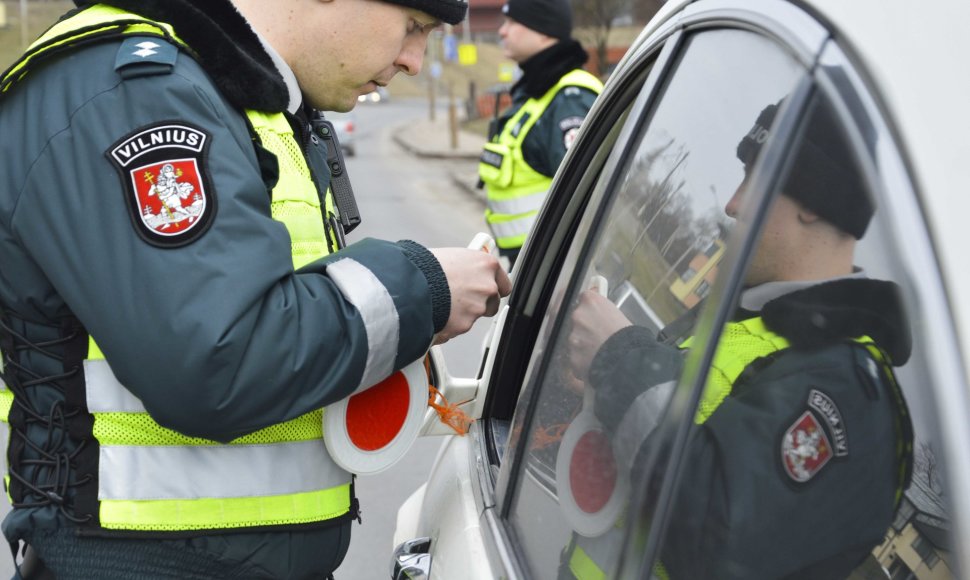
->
[115,36,179,79]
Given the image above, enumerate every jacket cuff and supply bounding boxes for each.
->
[397,240,451,334]
[590,325,682,428]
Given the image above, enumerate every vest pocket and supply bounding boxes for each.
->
[479,142,514,187]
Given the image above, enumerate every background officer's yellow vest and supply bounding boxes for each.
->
[0,4,351,533]
[480,69,602,250]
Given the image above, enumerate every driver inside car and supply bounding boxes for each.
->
[557,96,914,580]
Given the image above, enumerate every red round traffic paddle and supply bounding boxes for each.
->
[324,359,428,474]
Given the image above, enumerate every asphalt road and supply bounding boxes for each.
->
[335,98,490,580]
[0,98,488,579]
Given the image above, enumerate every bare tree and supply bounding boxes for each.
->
[571,0,632,74]
[633,0,668,24]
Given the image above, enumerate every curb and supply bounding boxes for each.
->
[389,121,487,205]
[449,170,487,205]
[391,123,482,160]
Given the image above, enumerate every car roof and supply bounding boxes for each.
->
[625,0,970,376]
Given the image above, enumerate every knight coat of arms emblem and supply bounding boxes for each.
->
[107,122,215,247]
[781,410,833,483]
[133,160,206,234]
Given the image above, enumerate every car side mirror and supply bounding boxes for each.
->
[390,536,431,580]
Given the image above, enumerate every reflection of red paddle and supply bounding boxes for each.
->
[554,275,629,536]
[569,430,618,514]
[555,405,628,536]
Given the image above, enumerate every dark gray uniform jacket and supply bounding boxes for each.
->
[490,40,599,177]
[586,278,913,579]
[0,0,449,577]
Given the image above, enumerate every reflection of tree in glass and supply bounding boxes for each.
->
[628,143,690,251]
[590,140,688,323]
[595,137,734,324]
[914,442,945,497]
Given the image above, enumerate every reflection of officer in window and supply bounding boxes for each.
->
[560,97,914,580]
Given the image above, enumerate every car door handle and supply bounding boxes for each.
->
[390,537,432,580]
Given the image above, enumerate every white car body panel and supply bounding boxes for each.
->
[396,433,496,580]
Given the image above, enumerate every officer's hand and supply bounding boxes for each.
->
[568,290,631,380]
[430,248,512,344]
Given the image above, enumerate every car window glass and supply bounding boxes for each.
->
[505,29,805,579]
[654,90,957,579]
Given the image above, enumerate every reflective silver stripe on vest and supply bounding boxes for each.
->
[99,440,347,500]
[486,190,548,215]
[327,258,399,393]
[85,359,147,413]
[488,212,538,239]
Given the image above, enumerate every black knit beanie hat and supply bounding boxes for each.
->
[736,98,874,240]
[503,0,572,39]
[75,0,468,26]
[382,0,467,25]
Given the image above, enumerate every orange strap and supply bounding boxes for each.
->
[425,356,474,435]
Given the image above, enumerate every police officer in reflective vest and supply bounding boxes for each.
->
[0,0,511,577]
[559,97,913,579]
[478,0,603,267]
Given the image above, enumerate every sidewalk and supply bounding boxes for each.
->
[392,117,485,202]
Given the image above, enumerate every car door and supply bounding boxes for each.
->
[397,1,965,579]
[390,19,676,578]
[488,15,815,580]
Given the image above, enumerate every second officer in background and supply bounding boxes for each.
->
[478,0,603,267]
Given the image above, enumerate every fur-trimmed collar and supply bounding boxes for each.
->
[513,39,590,98]
[73,0,288,111]
[760,278,912,365]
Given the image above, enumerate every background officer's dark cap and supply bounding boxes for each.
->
[503,0,573,39]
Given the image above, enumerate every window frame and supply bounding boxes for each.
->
[596,45,818,580]
[470,26,688,580]
[489,14,820,577]
[477,2,827,576]
[482,26,683,482]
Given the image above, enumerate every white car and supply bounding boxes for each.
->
[326,110,356,157]
[392,0,970,579]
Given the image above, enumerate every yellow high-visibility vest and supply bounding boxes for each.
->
[480,69,602,249]
[0,4,351,534]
